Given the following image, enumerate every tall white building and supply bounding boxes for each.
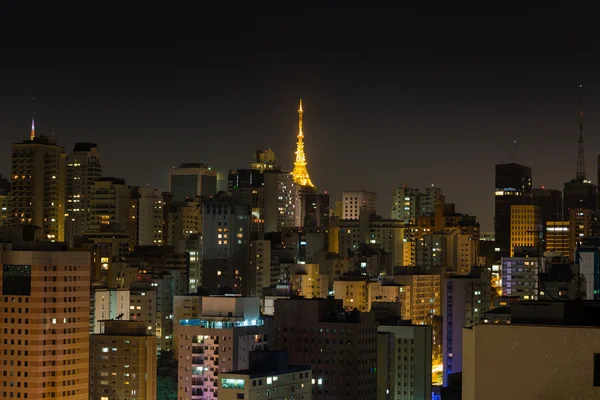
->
[176,296,267,400]
[137,186,164,246]
[264,171,300,231]
[342,190,377,220]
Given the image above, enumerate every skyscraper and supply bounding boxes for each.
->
[263,171,300,231]
[532,188,562,225]
[0,244,91,399]
[494,163,533,256]
[90,320,157,400]
[137,186,164,246]
[169,163,218,202]
[201,195,251,294]
[342,190,377,220]
[10,118,67,241]
[66,142,103,244]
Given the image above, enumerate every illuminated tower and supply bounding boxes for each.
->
[292,99,315,188]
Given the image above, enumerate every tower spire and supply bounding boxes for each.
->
[30,96,35,140]
[292,98,315,188]
[576,85,586,181]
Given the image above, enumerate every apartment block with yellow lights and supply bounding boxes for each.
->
[333,276,410,317]
[391,270,441,326]
[66,142,102,245]
[10,135,67,241]
[90,320,157,400]
[510,205,543,256]
[0,244,91,399]
[545,220,570,258]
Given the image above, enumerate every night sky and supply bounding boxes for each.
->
[2,7,600,231]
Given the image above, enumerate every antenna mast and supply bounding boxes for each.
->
[576,85,586,181]
[30,96,35,140]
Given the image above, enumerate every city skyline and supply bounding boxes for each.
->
[2,8,600,231]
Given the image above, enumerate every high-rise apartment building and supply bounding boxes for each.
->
[575,245,600,300]
[201,196,251,294]
[10,135,67,241]
[442,268,491,386]
[248,148,280,172]
[264,171,300,232]
[494,163,533,256]
[569,208,600,255]
[510,205,543,256]
[0,244,91,399]
[501,255,543,300]
[90,178,135,233]
[169,163,217,202]
[462,301,600,400]
[66,142,103,245]
[391,270,441,326]
[93,288,130,333]
[137,187,164,246]
[391,186,443,223]
[218,351,312,400]
[334,276,409,316]
[532,188,562,226]
[272,298,378,399]
[545,220,570,257]
[249,239,271,297]
[303,192,330,230]
[166,199,203,247]
[176,296,267,400]
[563,179,597,218]
[338,210,405,267]
[90,320,157,400]
[342,190,377,220]
[130,273,175,351]
[377,322,432,400]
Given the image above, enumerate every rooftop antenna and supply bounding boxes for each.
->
[514,140,517,163]
[509,142,512,163]
[30,96,35,140]
[576,84,586,181]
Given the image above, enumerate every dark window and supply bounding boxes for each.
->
[594,354,600,386]
[2,265,31,296]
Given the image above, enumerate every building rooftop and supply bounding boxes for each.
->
[225,351,310,379]
[175,163,211,169]
[96,177,126,184]
[481,306,511,315]
[95,320,152,336]
[73,142,98,152]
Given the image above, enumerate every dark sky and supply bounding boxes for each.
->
[1,7,600,231]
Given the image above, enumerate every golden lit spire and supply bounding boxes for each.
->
[292,99,315,188]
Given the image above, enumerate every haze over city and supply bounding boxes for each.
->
[3,8,600,230]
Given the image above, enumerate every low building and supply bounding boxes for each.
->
[218,351,311,400]
[176,296,267,400]
[90,320,157,400]
[463,301,600,399]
